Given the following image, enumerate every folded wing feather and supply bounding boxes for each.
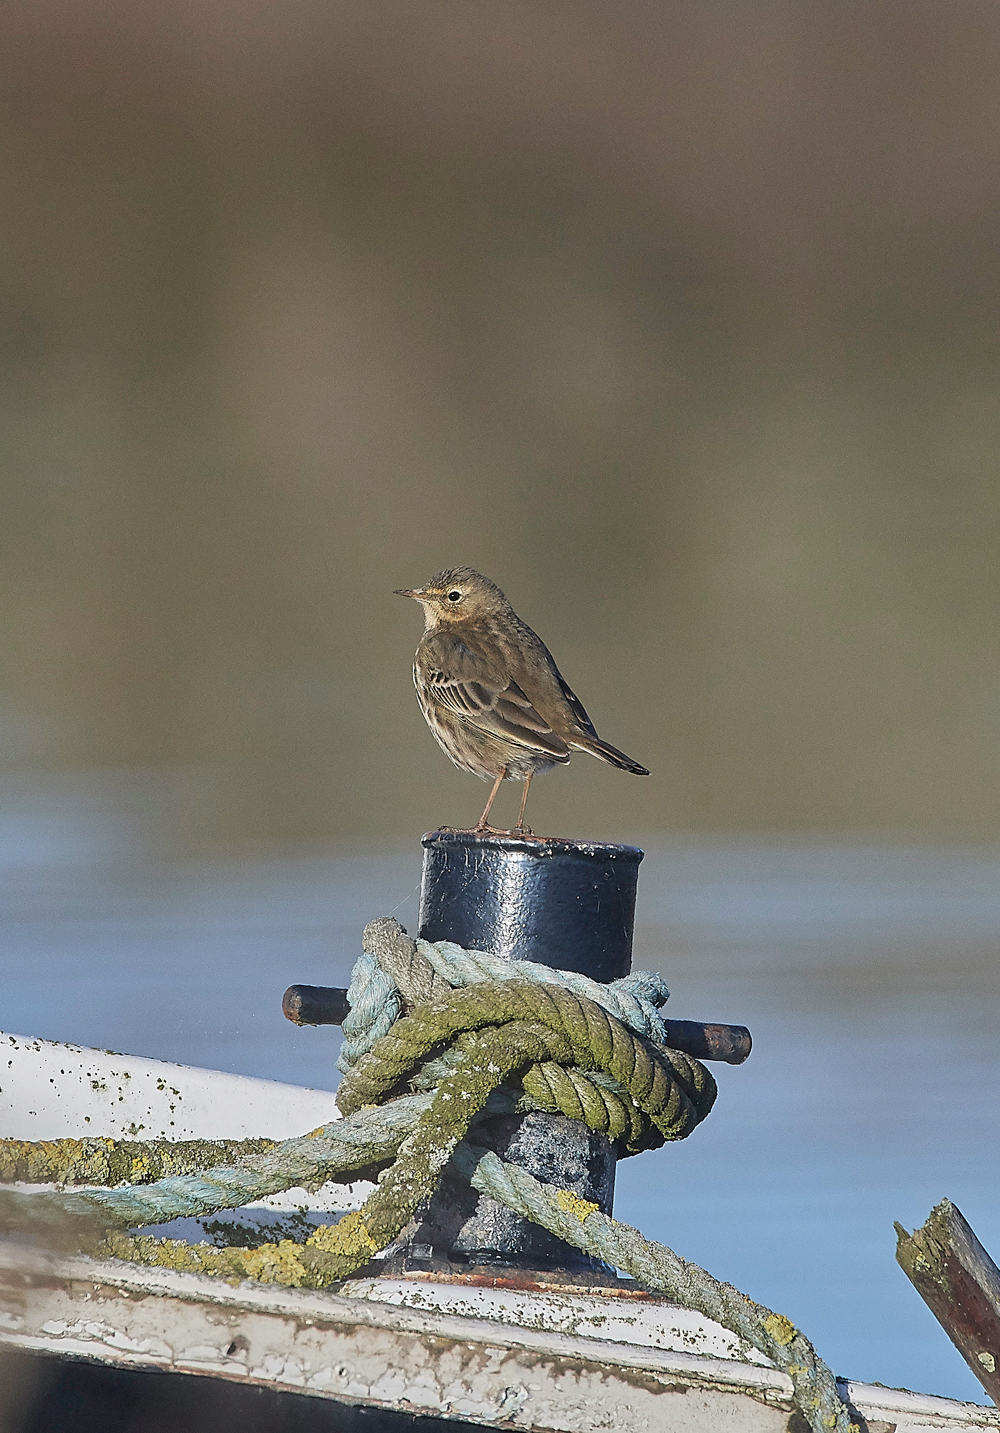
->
[423,635,571,760]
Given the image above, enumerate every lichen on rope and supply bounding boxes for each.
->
[0,915,854,1432]
[0,1094,436,1241]
[0,1136,277,1189]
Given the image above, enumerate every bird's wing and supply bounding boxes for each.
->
[553,672,598,738]
[422,637,571,759]
[504,620,600,740]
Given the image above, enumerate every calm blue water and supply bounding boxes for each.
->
[1,771,998,1404]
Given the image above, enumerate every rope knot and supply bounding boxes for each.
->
[327,922,717,1271]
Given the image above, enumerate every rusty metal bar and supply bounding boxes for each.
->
[281,984,350,1027]
[660,1019,751,1066]
[282,982,750,1064]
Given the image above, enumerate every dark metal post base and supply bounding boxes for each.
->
[410,828,643,1272]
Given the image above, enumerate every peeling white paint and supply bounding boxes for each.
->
[340,1275,773,1366]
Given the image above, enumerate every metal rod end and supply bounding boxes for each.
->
[282,984,350,1026]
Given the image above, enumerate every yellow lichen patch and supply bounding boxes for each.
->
[241,1239,309,1286]
[0,1137,111,1186]
[126,1153,152,1183]
[100,1215,386,1292]
[307,1211,378,1260]
[103,1231,317,1287]
[554,1188,599,1223]
[764,1313,797,1346]
[1,1135,276,1188]
[103,1232,246,1281]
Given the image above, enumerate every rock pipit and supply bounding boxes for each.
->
[395,567,649,833]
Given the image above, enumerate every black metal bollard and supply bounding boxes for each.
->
[410,828,643,1273]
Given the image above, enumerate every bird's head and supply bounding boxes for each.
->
[395,567,509,628]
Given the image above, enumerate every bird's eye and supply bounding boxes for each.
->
[447,590,462,602]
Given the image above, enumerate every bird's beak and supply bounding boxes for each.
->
[394,588,423,600]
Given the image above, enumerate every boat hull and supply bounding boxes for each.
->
[2,1034,998,1432]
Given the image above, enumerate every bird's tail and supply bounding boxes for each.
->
[572,735,649,776]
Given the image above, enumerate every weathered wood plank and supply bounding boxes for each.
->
[896,1198,1000,1404]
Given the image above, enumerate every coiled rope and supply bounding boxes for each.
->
[0,916,854,1432]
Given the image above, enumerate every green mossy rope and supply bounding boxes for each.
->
[521,1060,648,1148]
[0,1136,276,1189]
[288,980,715,1281]
[338,978,715,1136]
[0,1095,438,1240]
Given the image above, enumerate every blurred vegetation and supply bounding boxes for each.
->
[1,1,999,844]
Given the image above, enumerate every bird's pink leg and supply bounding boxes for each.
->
[513,772,533,834]
[475,770,506,831]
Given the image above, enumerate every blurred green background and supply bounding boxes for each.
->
[2,0,999,845]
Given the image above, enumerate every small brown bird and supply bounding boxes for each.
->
[395,567,649,833]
